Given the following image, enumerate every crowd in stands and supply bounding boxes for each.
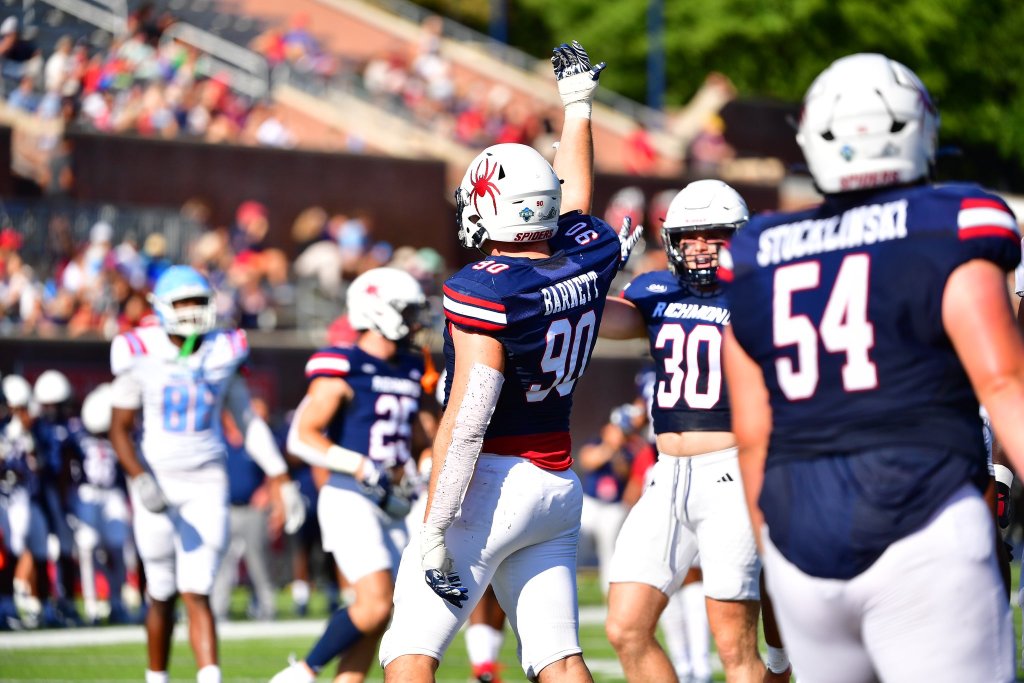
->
[0,197,448,339]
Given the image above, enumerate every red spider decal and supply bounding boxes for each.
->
[365,284,378,296]
[469,157,501,215]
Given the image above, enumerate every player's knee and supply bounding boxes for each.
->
[605,612,647,652]
[356,597,393,631]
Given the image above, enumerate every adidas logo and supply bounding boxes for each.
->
[717,473,735,483]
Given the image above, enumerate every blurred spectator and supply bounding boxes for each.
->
[7,76,39,113]
[686,114,735,178]
[0,16,41,87]
[625,123,658,176]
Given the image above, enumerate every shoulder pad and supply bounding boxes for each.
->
[110,331,147,375]
[442,276,508,332]
[306,346,353,380]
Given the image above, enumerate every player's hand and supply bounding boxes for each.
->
[130,472,167,513]
[617,216,644,270]
[279,480,306,535]
[421,523,468,608]
[356,458,390,502]
[551,40,606,119]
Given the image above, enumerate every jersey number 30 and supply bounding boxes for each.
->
[655,324,722,409]
[773,254,878,400]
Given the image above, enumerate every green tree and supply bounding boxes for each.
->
[490,0,1024,188]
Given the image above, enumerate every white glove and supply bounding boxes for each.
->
[279,480,306,535]
[420,523,453,573]
[130,472,167,513]
[551,40,606,119]
[617,216,644,270]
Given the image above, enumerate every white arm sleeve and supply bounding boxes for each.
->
[425,363,504,531]
[285,397,365,474]
[225,375,287,478]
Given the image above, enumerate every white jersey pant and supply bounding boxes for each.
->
[130,464,229,601]
[580,494,627,594]
[318,476,408,584]
[608,448,760,601]
[380,455,584,679]
[762,484,1013,683]
[73,484,130,552]
[0,488,48,558]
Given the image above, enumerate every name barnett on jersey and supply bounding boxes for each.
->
[542,270,600,316]
[756,199,908,266]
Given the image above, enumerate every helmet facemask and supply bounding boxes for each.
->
[154,295,217,337]
[663,226,737,288]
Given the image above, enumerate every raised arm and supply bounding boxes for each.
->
[551,41,605,216]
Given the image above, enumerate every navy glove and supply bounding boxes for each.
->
[421,523,468,608]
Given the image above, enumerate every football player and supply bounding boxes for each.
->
[108,265,304,683]
[31,369,85,626]
[0,374,43,630]
[74,383,132,624]
[271,267,430,683]
[721,53,1021,682]
[598,180,769,683]
[379,40,642,683]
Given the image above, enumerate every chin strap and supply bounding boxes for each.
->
[178,333,199,358]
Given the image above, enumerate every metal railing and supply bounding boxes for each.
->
[358,0,667,128]
[1,199,204,276]
[160,21,270,100]
[22,0,128,35]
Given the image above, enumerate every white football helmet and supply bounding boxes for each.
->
[149,265,217,337]
[455,143,561,249]
[797,53,939,194]
[33,369,72,405]
[662,180,748,287]
[81,383,113,435]
[347,267,428,342]
[2,374,32,409]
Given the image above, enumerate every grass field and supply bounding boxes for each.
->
[1,568,1022,682]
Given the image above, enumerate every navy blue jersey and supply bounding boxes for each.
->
[442,212,621,470]
[722,182,1020,578]
[304,345,424,487]
[622,270,731,435]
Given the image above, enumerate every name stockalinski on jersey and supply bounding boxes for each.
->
[541,270,600,316]
[756,199,908,266]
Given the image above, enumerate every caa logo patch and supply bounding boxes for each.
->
[647,283,668,293]
[362,364,376,373]
[519,207,535,222]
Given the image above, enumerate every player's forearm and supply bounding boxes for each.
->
[109,414,143,478]
[598,297,645,340]
[553,117,594,216]
[424,364,504,530]
[286,403,367,475]
[244,416,287,478]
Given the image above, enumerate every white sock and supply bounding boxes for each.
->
[145,670,169,683]
[681,581,711,680]
[196,664,221,683]
[466,623,503,666]
[659,589,692,679]
[291,580,310,607]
